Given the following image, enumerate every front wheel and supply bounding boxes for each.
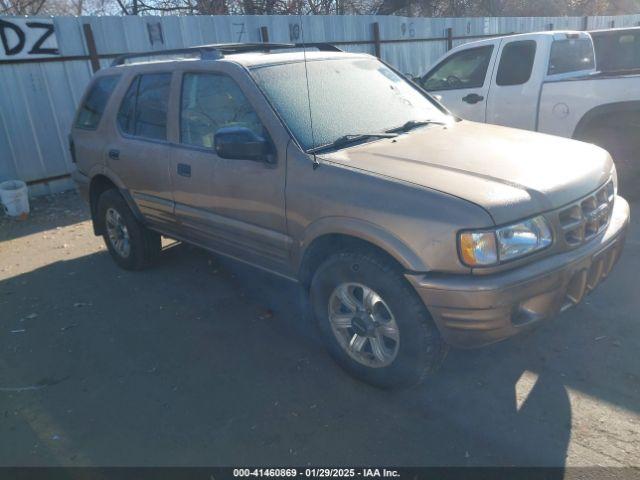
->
[310,251,447,389]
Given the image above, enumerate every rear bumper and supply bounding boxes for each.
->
[407,196,630,349]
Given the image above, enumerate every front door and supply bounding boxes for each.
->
[421,42,498,122]
[485,36,543,131]
[169,68,290,274]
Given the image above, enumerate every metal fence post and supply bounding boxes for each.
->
[260,26,269,43]
[372,22,381,58]
[82,24,100,73]
[582,16,589,31]
[445,27,453,51]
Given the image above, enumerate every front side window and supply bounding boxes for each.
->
[422,46,494,91]
[180,73,264,149]
[75,75,121,130]
[548,38,595,75]
[496,40,537,86]
[117,73,171,141]
[251,58,450,151]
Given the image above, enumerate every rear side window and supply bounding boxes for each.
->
[422,46,494,91]
[75,75,120,130]
[117,73,171,141]
[548,38,595,75]
[496,40,537,86]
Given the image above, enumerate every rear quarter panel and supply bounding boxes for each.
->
[538,75,640,138]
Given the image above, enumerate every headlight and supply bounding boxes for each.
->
[459,215,552,267]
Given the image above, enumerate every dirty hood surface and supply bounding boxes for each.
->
[322,120,614,225]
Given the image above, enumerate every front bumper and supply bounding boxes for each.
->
[407,196,630,349]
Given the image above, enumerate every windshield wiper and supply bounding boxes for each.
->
[308,133,398,154]
[386,119,447,134]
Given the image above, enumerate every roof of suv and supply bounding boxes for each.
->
[222,50,368,67]
[108,47,368,72]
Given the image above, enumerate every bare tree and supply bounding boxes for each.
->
[2,0,637,17]
[1,0,49,14]
[1,0,114,14]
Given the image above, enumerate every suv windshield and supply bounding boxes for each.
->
[250,57,450,151]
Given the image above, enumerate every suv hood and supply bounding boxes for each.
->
[322,121,614,225]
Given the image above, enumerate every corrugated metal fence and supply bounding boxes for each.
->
[1,13,640,194]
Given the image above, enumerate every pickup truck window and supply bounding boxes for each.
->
[422,46,494,91]
[180,73,264,149]
[251,58,449,151]
[75,75,121,130]
[496,40,536,86]
[593,31,640,71]
[117,73,172,141]
[548,38,595,75]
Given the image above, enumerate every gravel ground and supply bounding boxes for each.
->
[0,190,638,467]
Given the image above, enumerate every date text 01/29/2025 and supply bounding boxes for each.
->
[232,468,401,478]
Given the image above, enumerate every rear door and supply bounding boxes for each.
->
[485,36,544,131]
[420,41,498,121]
[106,71,175,228]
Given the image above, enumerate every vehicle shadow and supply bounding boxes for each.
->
[0,238,637,466]
[218,255,574,468]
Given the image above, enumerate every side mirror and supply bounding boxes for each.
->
[214,126,270,162]
[414,76,429,90]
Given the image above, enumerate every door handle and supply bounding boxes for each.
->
[177,163,191,177]
[462,93,484,104]
[108,149,120,160]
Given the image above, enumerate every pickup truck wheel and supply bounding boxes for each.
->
[578,121,640,200]
[310,251,447,389]
[97,189,161,270]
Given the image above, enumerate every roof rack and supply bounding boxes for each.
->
[111,42,342,67]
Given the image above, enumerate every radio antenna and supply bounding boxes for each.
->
[299,17,320,170]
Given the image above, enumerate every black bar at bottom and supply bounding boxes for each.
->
[0,467,638,480]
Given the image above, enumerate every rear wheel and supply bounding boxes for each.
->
[578,114,640,200]
[96,189,161,270]
[310,251,447,389]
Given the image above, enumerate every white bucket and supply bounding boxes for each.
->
[0,180,30,218]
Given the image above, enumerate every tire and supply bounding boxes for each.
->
[96,189,161,270]
[310,250,447,389]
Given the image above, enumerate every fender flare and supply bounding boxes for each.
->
[573,101,640,139]
[89,166,145,229]
[294,216,430,275]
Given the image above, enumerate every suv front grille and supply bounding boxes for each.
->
[558,181,615,247]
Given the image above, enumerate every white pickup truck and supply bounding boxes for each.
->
[418,28,640,195]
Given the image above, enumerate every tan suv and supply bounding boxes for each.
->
[70,43,630,388]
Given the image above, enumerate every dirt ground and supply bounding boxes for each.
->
[0,190,638,467]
